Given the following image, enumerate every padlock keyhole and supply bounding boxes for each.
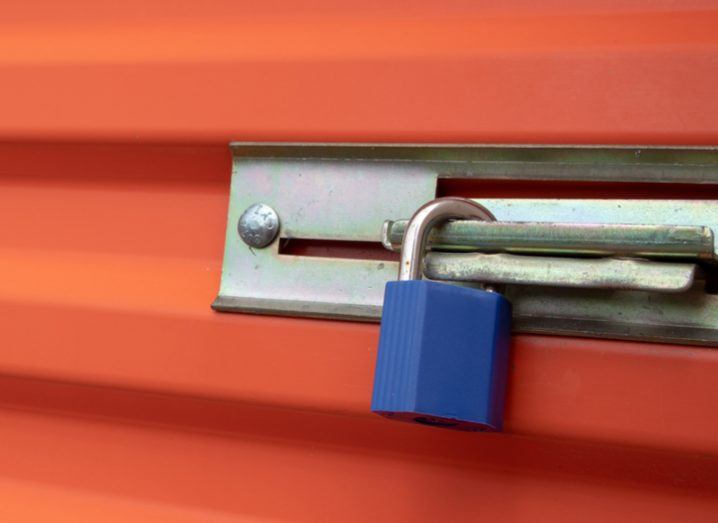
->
[413,416,459,428]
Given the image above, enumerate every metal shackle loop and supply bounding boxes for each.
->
[399,197,496,281]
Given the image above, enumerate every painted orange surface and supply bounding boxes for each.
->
[0,2,718,522]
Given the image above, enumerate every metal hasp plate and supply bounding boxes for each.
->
[213,144,718,347]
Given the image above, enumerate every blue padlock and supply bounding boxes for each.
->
[371,197,512,432]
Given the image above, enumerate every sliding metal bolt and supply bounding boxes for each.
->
[238,203,280,248]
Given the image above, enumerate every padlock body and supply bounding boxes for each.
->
[371,280,512,431]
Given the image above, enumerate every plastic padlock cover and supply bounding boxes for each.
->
[372,280,511,431]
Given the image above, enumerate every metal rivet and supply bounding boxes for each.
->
[238,203,280,248]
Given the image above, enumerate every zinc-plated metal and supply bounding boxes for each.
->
[230,143,718,184]
[508,287,718,347]
[213,155,439,319]
[213,143,718,347]
[237,203,280,248]
[213,291,718,346]
[398,198,495,281]
[385,221,716,261]
[426,253,698,293]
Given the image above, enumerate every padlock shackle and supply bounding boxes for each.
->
[399,197,496,281]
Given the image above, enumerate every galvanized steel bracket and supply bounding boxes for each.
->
[213,143,718,347]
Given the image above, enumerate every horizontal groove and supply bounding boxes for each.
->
[3,11,717,66]
[438,179,718,199]
[0,476,246,523]
[0,372,717,496]
[0,248,221,315]
[1,285,718,456]
[1,376,717,523]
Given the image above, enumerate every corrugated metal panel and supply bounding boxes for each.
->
[0,2,717,521]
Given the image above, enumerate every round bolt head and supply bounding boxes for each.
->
[238,203,280,248]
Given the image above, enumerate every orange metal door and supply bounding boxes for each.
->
[0,2,717,522]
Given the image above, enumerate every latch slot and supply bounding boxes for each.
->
[279,239,398,261]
